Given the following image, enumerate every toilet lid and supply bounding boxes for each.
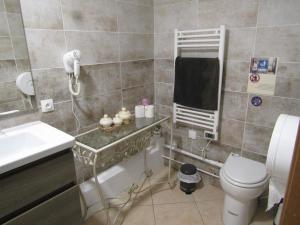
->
[224,154,268,185]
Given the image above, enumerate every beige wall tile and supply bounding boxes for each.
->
[258,0,300,26]
[11,36,28,59]
[118,3,153,33]
[123,84,154,111]
[0,60,17,82]
[222,91,248,121]
[119,0,153,6]
[66,31,119,65]
[0,1,4,12]
[21,0,63,29]
[154,59,174,83]
[255,26,300,62]
[0,37,14,60]
[154,33,173,59]
[120,33,154,61]
[80,63,121,97]
[154,0,198,33]
[6,13,24,36]
[242,150,267,163]
[32,68,70,103]
[0,13,9,36]
[121,60,154,88]
[227,28,256,61]
[25,29,66,69]
[4,0,21,13]
[155,82,173,106]
[198,0,258,28]
[62,0,117,32]
[246,95,300,127]
[220,119,244,148]
[223,61,249,92]
[242,123,273,155]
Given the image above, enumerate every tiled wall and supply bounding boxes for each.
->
[154,0,300,166]
[0,0,154,134]
[0,0,31,112]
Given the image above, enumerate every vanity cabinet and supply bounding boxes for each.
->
[0,149,83,225]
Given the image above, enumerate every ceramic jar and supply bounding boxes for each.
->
[113,114,123,126]
[119,107,131,124]
[99,114,113,128]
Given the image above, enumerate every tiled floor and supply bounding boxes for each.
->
[85,168,274,225]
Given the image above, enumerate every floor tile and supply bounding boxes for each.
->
[121,205,155,225]
[192,182,224,202]
[196,199,224,225]
[151,180,194,204]
[154,202,204,225]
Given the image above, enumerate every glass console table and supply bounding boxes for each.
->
[73,115,173,221]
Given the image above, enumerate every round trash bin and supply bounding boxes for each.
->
[178,164,201,194]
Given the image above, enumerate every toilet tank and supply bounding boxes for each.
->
[266,114,300,189]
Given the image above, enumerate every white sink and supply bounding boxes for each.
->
[0,121,75,174]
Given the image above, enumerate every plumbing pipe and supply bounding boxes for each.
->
[164,144,224,168]
[161,155,220,179]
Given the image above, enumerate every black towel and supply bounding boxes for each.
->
[173,56,220,110]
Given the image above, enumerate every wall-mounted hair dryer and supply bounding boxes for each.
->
[63,50,81,96]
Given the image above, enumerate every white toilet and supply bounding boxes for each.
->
[220,114,300,225]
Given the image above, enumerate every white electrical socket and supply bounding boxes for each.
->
[188,129,197,140]
[41,99,54,113]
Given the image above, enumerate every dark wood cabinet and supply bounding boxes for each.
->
[0,149,83,225]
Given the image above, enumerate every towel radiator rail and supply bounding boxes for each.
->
[173,25,226,141]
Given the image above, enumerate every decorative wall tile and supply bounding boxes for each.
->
[255,26,300,62]
[21,0,63,29]
[258,0,300,26]
[62,0,117,32]
[198,0,258,28]
[118,3,153,33]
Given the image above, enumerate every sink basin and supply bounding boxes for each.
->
[0,121,75,174]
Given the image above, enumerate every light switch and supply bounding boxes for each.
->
[41,99,54,113]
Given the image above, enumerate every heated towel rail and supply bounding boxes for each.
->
[173,26,226,141]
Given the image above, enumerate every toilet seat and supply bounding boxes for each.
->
[222,154,269,188]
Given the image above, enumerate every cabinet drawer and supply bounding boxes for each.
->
[0,150,76,222]
[4,186,83,225]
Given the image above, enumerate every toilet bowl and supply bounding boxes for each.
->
[220,153,269,225]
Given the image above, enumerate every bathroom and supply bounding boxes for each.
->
[0,0,300,224]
